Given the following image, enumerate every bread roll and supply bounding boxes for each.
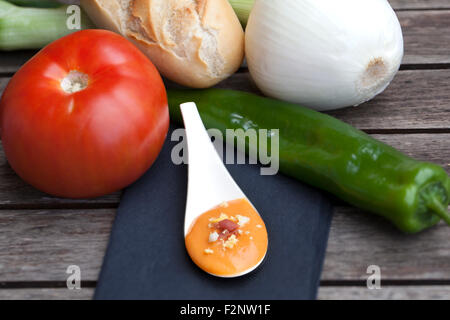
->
[81,0,245,88]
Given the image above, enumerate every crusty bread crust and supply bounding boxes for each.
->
[81,0,244,88]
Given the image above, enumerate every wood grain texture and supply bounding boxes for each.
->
[0,78,8,93]
[318,286,450,300]
[373,134,450,172]
[390,0,450,9]
[217,70,450,130]
[0,286,449,300]
[0,209,113,281]
[323,207,450,281]
[0,51,38,74]
[175,69,450,130]
[398,11,450,65]
[327,70,450,130]
[0,11,449,74]
[0,205,449,282]
[0,288,94,300]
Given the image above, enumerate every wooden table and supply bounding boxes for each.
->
[0,0,449,300]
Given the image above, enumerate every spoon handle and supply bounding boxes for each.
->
[181,103,245,234]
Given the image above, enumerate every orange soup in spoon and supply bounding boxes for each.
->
[185,198,268,277]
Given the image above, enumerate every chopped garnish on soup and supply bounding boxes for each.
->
[185,198,268,277]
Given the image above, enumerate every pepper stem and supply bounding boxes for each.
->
[427,195,450,225]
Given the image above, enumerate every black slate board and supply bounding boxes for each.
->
[94,125,333,300]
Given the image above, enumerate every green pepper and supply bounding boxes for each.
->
[167,88,450,233]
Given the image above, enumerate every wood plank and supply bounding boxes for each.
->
[0,209,114,281]
[327,70,450,130]
[323,207,450,281]
[0,78,9,93]
[390,0,450,10]
[0,288,94,300]
[217,70,450,131]
[0,285,449,300]
[2,69,450,132]
[0,199,449,281]
[373,134,450,172]
[398,11,450,64]
[218,69,450,130]
[318,286,450,300]
[0,51,38,74]
[0,11,449,74]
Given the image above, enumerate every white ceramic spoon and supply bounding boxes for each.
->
[180,102,268,278]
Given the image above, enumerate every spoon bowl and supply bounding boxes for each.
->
[180,102,268,278]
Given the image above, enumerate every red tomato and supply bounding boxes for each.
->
[0,30,169,198]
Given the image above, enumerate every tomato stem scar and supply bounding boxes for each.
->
[61,70,89,94]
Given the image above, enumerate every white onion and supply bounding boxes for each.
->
[245,0,404,111]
